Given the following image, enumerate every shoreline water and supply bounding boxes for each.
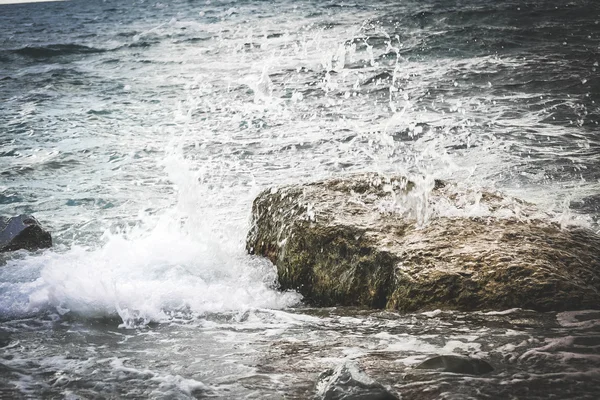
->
[1,0,599,397]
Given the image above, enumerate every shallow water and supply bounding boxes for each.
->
[1,0,599,398]
[2,308,600,398]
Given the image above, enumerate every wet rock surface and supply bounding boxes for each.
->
[0,215,52,253]
[247,173,600,312]
[316,363,399,400]
[415,355,493,375]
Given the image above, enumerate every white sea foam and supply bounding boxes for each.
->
[16,232,299,327]
[421,309,444,317]
[557,310,600,329]
[1,151,301,327]
[150,374,212,398]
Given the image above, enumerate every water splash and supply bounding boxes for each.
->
[1,148,300,327]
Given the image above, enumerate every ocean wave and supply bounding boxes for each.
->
[10,44,106,58]
[174,36,212,44]
[126,41,158,49]
[0,227,301,327]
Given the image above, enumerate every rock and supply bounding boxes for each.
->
[0,215,52,252]
[362,71,393,86]
[415,355,493,375]
[246,173,600,312]
[0,331,10,348]
[316,363,399,400]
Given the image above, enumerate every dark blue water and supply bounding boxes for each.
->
[1,0,599,398]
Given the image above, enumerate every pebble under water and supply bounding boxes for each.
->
[1,0,599,398]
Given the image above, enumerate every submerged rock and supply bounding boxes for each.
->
[316,363,399,400]
[0,215,52,253]
[415,355,493,375]
[246,173,600,312]
[0,331,10,348]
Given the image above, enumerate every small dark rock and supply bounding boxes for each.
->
[316,363,399,400]
[415,355,493,375]
[0,331,10,348]
[0,215,52,252]
[570,194,600,213]
[362,71,393,86]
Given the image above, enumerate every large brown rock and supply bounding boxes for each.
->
[246,173,600,312]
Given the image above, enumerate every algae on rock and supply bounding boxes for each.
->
[247,173,600,312]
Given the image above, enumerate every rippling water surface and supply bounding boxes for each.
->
[1,0,599,398]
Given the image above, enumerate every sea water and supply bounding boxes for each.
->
[1,0,599,398]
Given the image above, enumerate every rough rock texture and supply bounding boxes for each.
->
[247,173,600,312]
[0,215,52,253]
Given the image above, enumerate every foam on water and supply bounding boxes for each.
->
[1,0,599,397]
[0,148,300,327]
[0,0,596,333]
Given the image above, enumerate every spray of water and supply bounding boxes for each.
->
[1,145,300,328]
